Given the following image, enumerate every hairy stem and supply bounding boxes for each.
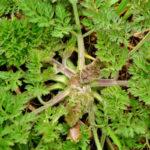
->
[77,34,85,70]
[33,89,70,114]
[72,2,85,71]
[91,79,128,87]
[51,58,75,78]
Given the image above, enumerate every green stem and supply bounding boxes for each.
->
[106,127,122,150]
[83,29,95,38]
[47,83,65,91]
[66,59,77,71]
[89,105,103,150]
[70,30,78,37]
[93,128,103,150]
[37,83,65,105]
[72,2,85,71]
[92,90,103,102]
[101,130,107,149]
[37,96,46,105]
[72,3,80,28]
[49,75,68,85]
[129,31,150,57]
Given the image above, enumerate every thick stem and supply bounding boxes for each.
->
[72,2,80,28]
[77,34,85,70]
[91,79,128,87]
[51,58,75,78]
[72,3,85,71]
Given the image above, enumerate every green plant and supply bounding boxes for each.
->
[0,0,150,149]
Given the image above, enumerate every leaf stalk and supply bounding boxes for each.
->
[33,88,70,114]
[72,3,85,71]
[129,31,150,56]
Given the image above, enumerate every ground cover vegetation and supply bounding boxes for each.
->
[0,0,150,149]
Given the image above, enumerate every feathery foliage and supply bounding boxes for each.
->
[0,0,149,149]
